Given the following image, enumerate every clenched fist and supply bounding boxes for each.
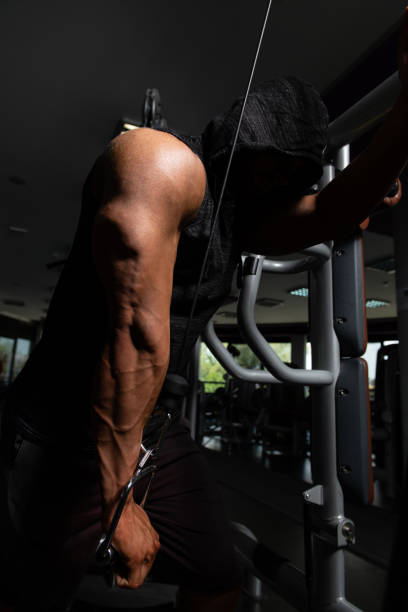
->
[106,500,160,589]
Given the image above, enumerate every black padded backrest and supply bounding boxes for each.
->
[332,232,367,358]
[336,357,373,505]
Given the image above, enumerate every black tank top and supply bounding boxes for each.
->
[4,128,241,444]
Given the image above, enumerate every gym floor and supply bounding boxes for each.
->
[203,435,397,612]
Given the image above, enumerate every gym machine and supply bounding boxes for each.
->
[203,231,369,611]
[200,71,403,611]
[75,69,403,610]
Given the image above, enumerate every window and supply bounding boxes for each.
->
[199,344,227,393]
[0,337,14,387]
[306,342,312,370]
[362,340,399,392]
[0,336,32,387]
[362,342,382,389]
[270,342,291,364]
[200,341,292,393]
[306,340,399,391]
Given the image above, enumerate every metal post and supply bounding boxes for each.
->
[291,334,306,369]
[186,339,201,440]
[306,160,359,611]
[336,145,351,173]
[309,242,345,608]
[244,573,263,606]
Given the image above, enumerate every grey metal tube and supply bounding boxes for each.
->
[238,255,333,386]
[262,257,320,274]
[328,72,400,152]
[336,144,351,171]
[262,243,331,275]
[320,164,336,187]
[308,162,353,611]
[300,243,332,261]
[202,319,279,384]
[309,250,342,513]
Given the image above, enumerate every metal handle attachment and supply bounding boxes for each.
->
[95,462,157,567]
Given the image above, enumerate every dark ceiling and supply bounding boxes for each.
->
[0,1,405,323]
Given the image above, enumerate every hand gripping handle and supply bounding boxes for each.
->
[95,462,157,568]
[94,412,172,584]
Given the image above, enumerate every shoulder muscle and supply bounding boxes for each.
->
[94,128,206,229]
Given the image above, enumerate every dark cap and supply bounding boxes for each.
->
[202,76,329,178]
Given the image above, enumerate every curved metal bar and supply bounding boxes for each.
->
[263,243,332,275]
[202,319,280,384]
[300,243,332,261]
[262,258,317,274]
[238,255,333,386]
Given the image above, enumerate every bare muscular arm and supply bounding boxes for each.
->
[91,128,206,587]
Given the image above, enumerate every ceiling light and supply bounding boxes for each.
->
[366,298,390,309]
[289,287,309,297]
[122,122,140,132]
[115,118,141,136]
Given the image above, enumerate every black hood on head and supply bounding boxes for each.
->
[202,76,329,183]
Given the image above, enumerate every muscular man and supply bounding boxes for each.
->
[0,11,407,612]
